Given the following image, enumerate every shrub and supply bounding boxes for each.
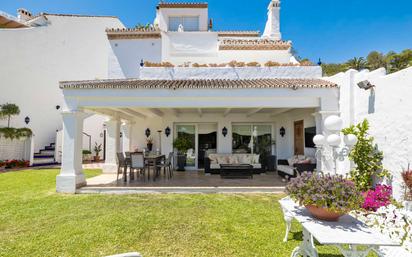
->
[228,61,246,67]
[82,150,92,155]
[286,172,363,213]
[362,184,392,211]
[144,61,175,67]
[173,136,192,155]
[246,62,261,67]
[342,119,389,191]
[4,159,29,169]
[402,168,412,201]
[0,127,32,140]
[300,60,314,66]
[192,63,208,67]
[264,61,281,67]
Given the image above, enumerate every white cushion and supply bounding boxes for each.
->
[252,154,260,164]
[210,163,220,169]
[208,154,218,164]
[228,155,238,164]
[217,156,228,164]
[252,164,262,169]
[278,165,295,176]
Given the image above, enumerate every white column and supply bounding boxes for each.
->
[121,121,134,153]
[102,118,121,173]
[56,111,88,193]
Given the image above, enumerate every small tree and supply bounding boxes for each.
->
[0,103,20,128]
[173,136,192,155]
[342,119,389,191]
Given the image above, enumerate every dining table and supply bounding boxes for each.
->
[125,153,165,182]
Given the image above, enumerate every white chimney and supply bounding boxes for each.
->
[17,8,33,22]
[262,0,282,40]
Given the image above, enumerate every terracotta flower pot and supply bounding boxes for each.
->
[305,205,345,222]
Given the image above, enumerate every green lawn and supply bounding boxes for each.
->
[0,169,372,257]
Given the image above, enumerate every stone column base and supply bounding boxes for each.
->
[56,173,86,193]
[102,163,118,174]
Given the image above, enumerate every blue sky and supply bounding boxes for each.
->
[2,0,411,63]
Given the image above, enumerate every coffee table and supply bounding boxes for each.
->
[220,164,253,179]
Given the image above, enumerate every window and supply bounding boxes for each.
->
[232,124,272,155]
[168,16,199,31]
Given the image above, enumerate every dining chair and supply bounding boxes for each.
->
[125,151,131,167]
[158,152,173,179]
[130,152,146,181]
[116,152,127,182]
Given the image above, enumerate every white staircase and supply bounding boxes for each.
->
[33,143,57,166]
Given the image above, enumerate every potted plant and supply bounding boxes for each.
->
[93,142,102,162]
[173,136,192,171]
[82,150,92,162]
[401,166,412,211]
[146,136,154,152]
[286,172,363,221]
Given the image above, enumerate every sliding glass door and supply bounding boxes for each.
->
[232,124,272,155]
[176,124,196,168]
[175,123,217,170]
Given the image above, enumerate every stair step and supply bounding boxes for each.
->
[45,146,55,151]
[33,158,55,165]
[32,162,58,167]
[39,150,55,155]
[34,155,54,159]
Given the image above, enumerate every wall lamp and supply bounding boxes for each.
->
[222,127,228,137]
[145,128,151,138]
[165,126,171,137]
[280,127,285,137]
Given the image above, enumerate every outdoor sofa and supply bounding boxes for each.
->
[204,153,264,174]
[277,155,316,178]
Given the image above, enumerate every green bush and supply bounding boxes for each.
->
[173,136,192,154]
[0,127,32,140]
[342,119,389,191]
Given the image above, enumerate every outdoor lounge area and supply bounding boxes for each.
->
[56,76,336,193]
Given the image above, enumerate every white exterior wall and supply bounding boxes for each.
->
[329,67,412,199]
[0,15,123,153]
[108,38,162,78]
[157,8,209,32]
[108,34,294,70]
[0,137,33,161]
[139,66,323,80]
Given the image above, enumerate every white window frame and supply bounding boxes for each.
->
[168,16,200,31]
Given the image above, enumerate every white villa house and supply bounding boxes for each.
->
[1,1,412,196]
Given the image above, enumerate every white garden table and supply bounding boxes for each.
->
[279,198,399,257]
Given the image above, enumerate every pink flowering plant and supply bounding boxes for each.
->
[286,172,363,213]
[362,184,392,211]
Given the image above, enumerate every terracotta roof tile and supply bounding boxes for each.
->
[60,78,337,90]
[106,27,161,40]
[157,2,208,8]
[217,31,260,37]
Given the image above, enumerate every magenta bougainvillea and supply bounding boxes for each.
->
[362,184,392,211]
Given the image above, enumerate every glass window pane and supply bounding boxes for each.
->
[253,125,272,155]
[182,16,199,31]
[168,17,182,31]
[176,125,196,167]
[232,125,252,153]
